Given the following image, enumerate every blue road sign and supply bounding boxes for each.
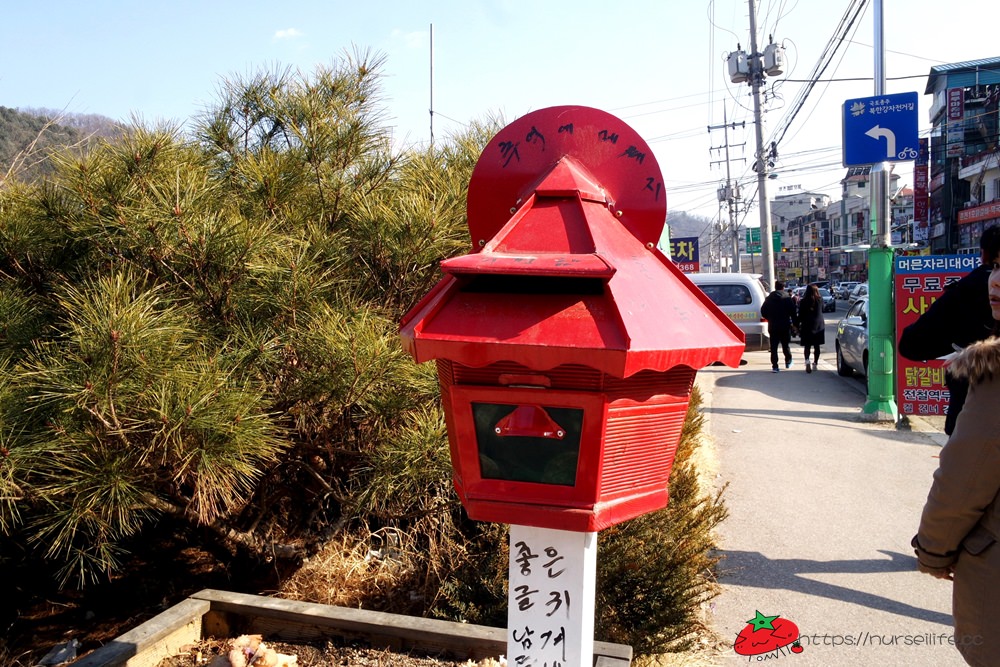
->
[842,92,919,166]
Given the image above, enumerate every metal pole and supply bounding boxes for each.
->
[708,108,746,272]
[722,109,740,270]
[862,0,898,422]
[748,0,775,289]
[429,24,434,150]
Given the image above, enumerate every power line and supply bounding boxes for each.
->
[766,0,869,150]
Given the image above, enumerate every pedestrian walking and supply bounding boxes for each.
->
[760,280,796,373]
[796,283,825,373]
[899,225,1000,434]
[913,253,1000,667]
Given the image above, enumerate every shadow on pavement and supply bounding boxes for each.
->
[709,367,864,408]
[699,364,945,447]
[715,548,952,626]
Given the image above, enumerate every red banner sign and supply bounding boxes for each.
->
[957,201,1000,225]
[895,254,980,418]
[913,151,928,225]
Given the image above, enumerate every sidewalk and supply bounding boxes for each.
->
[695,348,965,666]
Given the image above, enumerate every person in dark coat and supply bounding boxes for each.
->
[899,225,1000,434]
[760,280,797,372]
[796,284,825,373]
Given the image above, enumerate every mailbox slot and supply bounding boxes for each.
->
[459,274,605,296]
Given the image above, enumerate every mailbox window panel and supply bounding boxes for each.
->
[472,403,583,485]
[450,386,606,506]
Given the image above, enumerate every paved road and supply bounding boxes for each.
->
[695,344,964,666]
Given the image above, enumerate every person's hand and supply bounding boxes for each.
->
[917,561,954,581]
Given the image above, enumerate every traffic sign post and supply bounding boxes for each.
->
[744,228,782,254]
[842,92,919,167]
[843,10,913,423]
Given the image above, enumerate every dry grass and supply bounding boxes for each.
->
[279,525,418,609]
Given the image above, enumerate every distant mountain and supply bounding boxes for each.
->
[665,209,712,242]
[0,107,120,183]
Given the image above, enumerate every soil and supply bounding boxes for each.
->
[155,638,496,667]
[3,519,304,667]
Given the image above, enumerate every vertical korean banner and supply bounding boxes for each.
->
[894,254,979,417]
[946,88,965,158]
[913,139,929,243]
[508,525,596,667]
[668,236,700,273]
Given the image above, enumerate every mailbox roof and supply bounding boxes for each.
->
[400,157,744,377]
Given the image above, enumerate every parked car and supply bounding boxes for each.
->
[836,296,868,377]
[688,272,770,342]
[791,284,835,312]
[836,281,859,300]
[817,287,837,312]
[848,282,869,306]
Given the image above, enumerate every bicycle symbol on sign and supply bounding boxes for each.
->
[897,146,918,160]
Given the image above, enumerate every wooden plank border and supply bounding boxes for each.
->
[71,589,632,666]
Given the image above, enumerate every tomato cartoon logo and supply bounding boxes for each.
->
[733,610,803,658]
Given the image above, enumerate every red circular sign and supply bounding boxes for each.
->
[466,106,666,249]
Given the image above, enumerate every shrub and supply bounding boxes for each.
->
[596,386,728,655]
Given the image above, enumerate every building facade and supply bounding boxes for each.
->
[764,57,999,285]
[925,57,1000,254]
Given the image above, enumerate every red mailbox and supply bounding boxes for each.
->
[400,106,744,532]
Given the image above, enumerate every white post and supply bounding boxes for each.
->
[507,524,597,666]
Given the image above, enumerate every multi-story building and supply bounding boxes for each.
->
[783,209,829,284]
[744,187,829,277]
[924,57,1000,253]
[740,57,998,281]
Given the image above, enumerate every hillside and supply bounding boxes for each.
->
[0,106,120,183]
[666,209,712,241]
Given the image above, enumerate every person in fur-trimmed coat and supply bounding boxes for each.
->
[913,332,1000,666]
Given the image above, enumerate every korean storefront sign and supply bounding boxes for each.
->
[894,254,979,418]
[668,236,700,273]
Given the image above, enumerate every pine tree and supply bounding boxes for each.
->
[1,49,727,659]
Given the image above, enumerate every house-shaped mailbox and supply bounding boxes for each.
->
[400,106,745,532]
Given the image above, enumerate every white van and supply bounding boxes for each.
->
[688,273,770,342]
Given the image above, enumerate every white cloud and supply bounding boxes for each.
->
[273,28,303,40]
[390,28,424,49]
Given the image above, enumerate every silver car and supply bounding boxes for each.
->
[835,296,868,377]
[836,281,859,299]
[848,282,869,306]
[817,287,837,313]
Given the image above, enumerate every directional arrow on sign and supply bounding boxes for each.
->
[864,125,896,160]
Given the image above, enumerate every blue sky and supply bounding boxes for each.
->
[2,1,994,222]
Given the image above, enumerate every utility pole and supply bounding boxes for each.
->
[709,109,746,272]
[862,0,898,422]
[748,0,775,289]
[725,0,782,282]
